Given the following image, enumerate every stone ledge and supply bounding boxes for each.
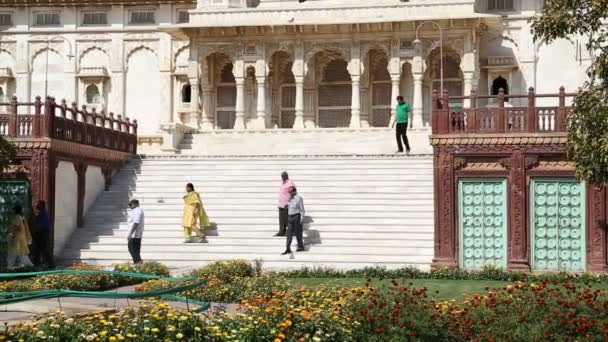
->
[137,154,434,160]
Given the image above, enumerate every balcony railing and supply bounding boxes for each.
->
[431,87,575,135]
[0,96,137,154]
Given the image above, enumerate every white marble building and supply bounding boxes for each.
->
[0,0,591,153]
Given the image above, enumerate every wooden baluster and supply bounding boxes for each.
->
[526,87,536,133]
[9,96,17,137]
[497,88,505,133]
[109,112,117,149]
[82,105,89,145]
[439,89,449,134]
[91,107,101,146]
[125,117,132,153]
[132,119,138,154]
[59,99,68,140]
[468,90,477,132]
[44,97,55,138]
[431,89,439,133]
[32,96,42,137]
[117,115,124,151]
[557,86,566,132]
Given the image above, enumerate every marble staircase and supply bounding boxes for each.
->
[60,155,435,270]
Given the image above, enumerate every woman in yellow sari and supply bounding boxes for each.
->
[183,183,209,243]
[8,205,33,269]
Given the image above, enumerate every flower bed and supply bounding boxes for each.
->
[4,279,608,341]
[135,260,288,303]
[0,262,170,295]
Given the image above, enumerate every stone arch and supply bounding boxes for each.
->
[268,50,295,128]
[310,49,352,128]
[125,47,160,135]
[31,48,64,101]
[425,46,463,94]
[126,45,157,67]
[85,84,101,104]
[30,47,62,69]
[207,52,236,129]
[174,44,190,69]
[78,46,109,67]
[362,48,391,127]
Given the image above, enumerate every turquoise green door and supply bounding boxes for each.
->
[531,178,586,272]
[459,179,508,269]
[0,180,30,270]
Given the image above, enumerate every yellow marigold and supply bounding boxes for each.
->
[109,337,116,342]
[194,327,201,332]
[273,339,282,342]
[151,328,159,333]
[176,333,184,339]
[100,331,108,336]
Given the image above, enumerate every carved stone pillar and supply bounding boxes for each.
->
[189,78,201,128]
[256,76,267,129]
[234,77,245,129]
[389,75,400,127]
[587,184,608,272]
[201,86,215,130]
[432,146,458,268]
[500,152,537,271]
[463,71,474,108]
[294,77,305,129]
[412,73,424,128]
[74,161,88,228]
[350,75,361,128]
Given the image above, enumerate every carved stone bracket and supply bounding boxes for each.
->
[453,156,467,170]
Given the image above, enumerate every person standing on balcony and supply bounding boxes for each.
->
[32,200,55,269]
[126,199,144,264]
[281,186,305,255]
[392,96,412,154]
[275,171,295,237]
[7,205,33,269]
[183,183,209,243]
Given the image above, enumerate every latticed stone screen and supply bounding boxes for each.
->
[318,84,351,127]
[280,85,295,128]
[216,85,236,129]
[0,180,30,270]
[459,179,508,269]
[372,82,391,127]
[531,179,585,272]
[318,59,352,128]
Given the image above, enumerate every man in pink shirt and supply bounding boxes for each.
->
[275,171,295,237]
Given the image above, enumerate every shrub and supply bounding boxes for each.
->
[188,260,255,282]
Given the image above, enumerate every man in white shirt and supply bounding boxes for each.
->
[127,199,144,264]
[282,187,305,255]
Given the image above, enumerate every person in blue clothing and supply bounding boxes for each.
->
[33,200,55,269]
[392,95,412,154]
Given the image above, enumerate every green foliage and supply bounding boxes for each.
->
[278,264,608,284]
[0,135,16,173]
[531,0,608,183]
[135,260,289,303]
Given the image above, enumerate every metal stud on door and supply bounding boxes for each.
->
[531,179,586,272]
[459,179,508,269]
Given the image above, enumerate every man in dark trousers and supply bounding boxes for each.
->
[127,199,145,264]
[392,95,412,154]
[33,200,55,269]
[275,171,295,237]
[281,186,305,255]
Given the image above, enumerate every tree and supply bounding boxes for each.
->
[0,134,16,173]
[531,0,608,184]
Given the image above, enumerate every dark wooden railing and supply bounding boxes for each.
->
[0,96,137,154]
[431,86,575,135]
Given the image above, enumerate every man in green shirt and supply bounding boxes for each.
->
[392,96,411,153]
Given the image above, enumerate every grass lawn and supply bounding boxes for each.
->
[289,278,512,301]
